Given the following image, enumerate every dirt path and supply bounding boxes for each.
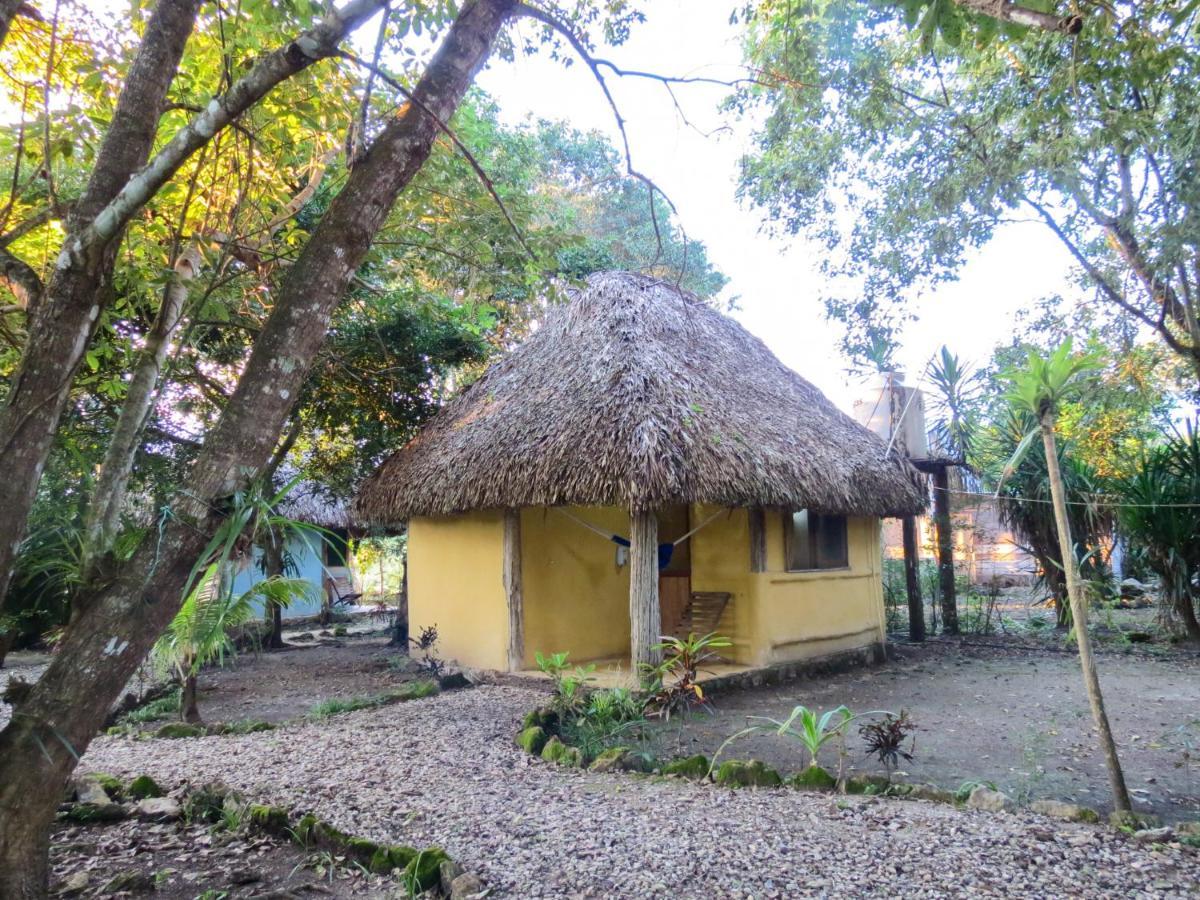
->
[649,639,1200,823]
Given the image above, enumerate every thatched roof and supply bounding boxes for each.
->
[354,272,926,523]
[277,477,351,530]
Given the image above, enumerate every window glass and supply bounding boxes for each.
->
[785,510,848,571]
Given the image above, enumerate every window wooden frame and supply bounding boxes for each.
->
[783,509,849,572]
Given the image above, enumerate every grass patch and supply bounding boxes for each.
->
[308,681,438,718]
[120,688,181,725]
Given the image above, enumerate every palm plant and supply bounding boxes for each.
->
[990,408,1112,627]
[1117,427,1200,642]
[156,568,314,722]
[926,346,981,464]
[1001,338,1132,812]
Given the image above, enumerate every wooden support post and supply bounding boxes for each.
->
[629,508,662,679]
[748,507,766,573]
[901,515,925,642]
[933,466,958,635]
[503,508,523,672]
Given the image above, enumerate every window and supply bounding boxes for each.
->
[785,510,848,571]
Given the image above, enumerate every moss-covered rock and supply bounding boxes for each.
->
[843,774,890,795]
[127,775,163,800]
[155,722,204,739]
[368,844,421,874]
[588,747,652,774]
[788,765,836,791]
[714,760,783,788]
[60,802,127,824]
[1030,799,1100,824]
[343,836,383,867]
[515,725,548,755]
[87,773,127,801]
[540,736,584,767]
[521,706,559,732]
[181,783,229,823]
[333,625,349,637]
[904,783,956,804]
[293,813,320,847]
[247,804,291,836]
[403,847,450,892]
[662,755,710,780]
[1109,809,1161,831]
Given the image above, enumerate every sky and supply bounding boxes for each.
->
[476,1,1083,412]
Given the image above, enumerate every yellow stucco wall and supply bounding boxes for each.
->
[748,514,885,666]
[407,504,885,673]
[519,506,632,667]
[408,511,508,671]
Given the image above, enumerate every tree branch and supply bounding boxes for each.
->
[954,0,1083,34]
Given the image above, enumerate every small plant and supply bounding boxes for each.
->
[640,632,732,721]
[308,681,438,718]
[535,650,595,715]
[119,688,182,725]
[858,710,916,778]
[562,687,650,758]
[408,624,445,678]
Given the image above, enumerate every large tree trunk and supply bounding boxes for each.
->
[902,515,925,642]
[0,0,29,49]
[0,4,512,892]
[81,246,202,578]
[933,466,958,635]
[1041,411,1132,812]
[0,0,388,611]
[0,0,202,609]
[629,508,662,682]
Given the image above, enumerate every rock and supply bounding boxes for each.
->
[247,804,291,836]
[227,867,261,885]
[61,802,127,824]
[154,722,204,739]
[99,870,155,894]
[844,774,890,795]
[291,632,315,642]
[1177,821,1200,836]
[904,783,956,804]
[1119,578,1147,598]
[332,625,349,637]
[182,782,231,823]
[788,765,836,791]
[439,858,465,895]
[1030,799,1100,824]
[1132,827,1174,844]
[402,848,450,893]
[521,706,559,731]
[1109,809,1161,830]
[439,671,471,691]
[135,796,181,822]
[588,747,652,774]
[541,736,584,767]
[714,760,783,788]
[73,775,114,806]
[515,725,547,755]
[662,755,710,780]
[127,774,164,800]
[450,872,486,899]
[55,872,89,896]
[966,786,1013,812]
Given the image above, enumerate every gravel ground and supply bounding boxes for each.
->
[80,684,1199,899]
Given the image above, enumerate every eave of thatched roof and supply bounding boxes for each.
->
[354,272,926,523]
[277,478,351,530]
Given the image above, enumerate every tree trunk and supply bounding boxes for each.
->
[1041,411,1132,812]
[81,246,202,579]
[390,548,409,648]
[0,0,390,612]
[902,515,925,642]
[629,508,662,682]
[503,508,524,671]
[0,0,29,49]
[0,0,202,611]
[180,672,201,723]
[262,535,285,650]
[0,3,512,891]
[933,466,958,635]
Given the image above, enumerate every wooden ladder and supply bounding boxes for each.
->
[671,591,730,638]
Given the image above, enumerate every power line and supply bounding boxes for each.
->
[937,485,1200,510]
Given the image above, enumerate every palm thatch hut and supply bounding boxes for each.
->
[354,272,924,679]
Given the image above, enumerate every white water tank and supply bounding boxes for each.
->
[851,372,929,459]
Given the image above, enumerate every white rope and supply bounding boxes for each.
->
[552,505,729,546]
[938,485,1200,510]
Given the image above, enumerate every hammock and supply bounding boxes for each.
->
[554,507,728,571]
